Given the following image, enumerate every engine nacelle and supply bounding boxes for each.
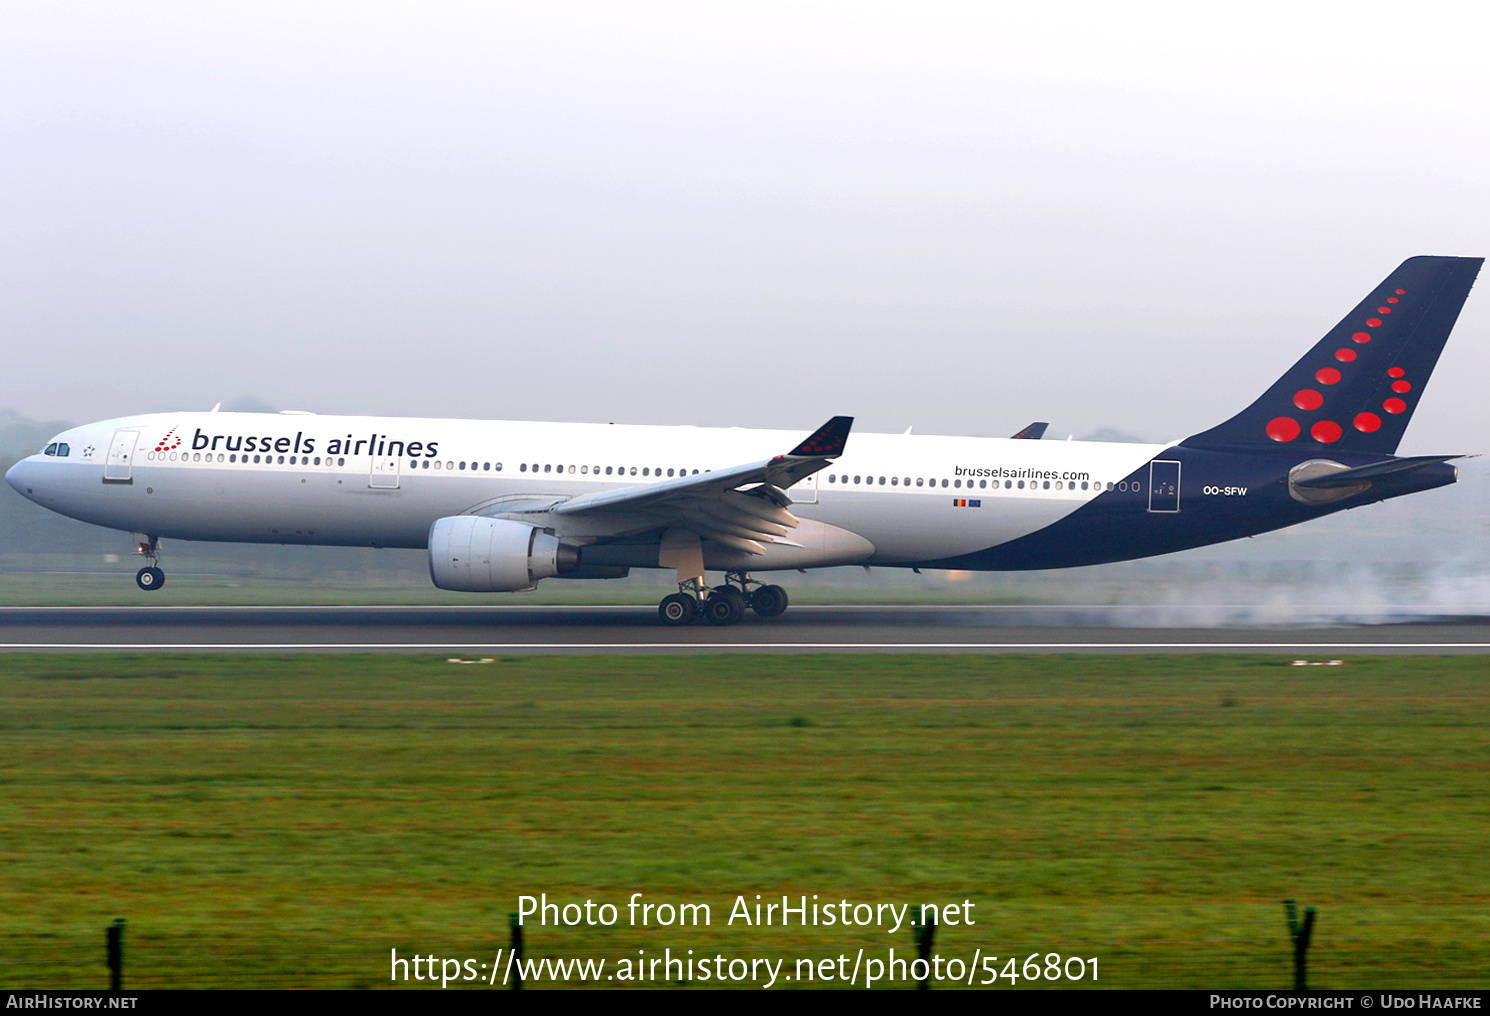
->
[428,516,579,592]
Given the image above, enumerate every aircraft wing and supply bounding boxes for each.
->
[543,415,852,554]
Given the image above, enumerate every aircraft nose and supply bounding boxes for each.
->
[6,459,29,496]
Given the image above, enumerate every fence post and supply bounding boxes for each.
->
[105,918,125,991]
[509,912,523,991]
[1284,900,1317,991]
[912,908,936,990]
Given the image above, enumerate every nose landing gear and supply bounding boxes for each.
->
[133,536,165,592]
[655,573,790,626]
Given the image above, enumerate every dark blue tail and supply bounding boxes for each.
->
[1184,256,1482,455]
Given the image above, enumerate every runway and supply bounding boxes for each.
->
[2,604,1490,653]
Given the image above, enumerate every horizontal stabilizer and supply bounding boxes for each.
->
[1011,422,1048,440]
[1292,454,1462,489]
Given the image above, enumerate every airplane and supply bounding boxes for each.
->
[5,256,1481,626]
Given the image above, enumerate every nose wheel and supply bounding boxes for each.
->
[133,536,165,592]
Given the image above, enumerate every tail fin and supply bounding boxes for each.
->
[1184,256,1482,454]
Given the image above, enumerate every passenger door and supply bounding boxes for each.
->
[104,430,139,484]
[1148,460,1180,513]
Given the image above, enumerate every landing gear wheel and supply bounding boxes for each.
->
[750,584,789,617]
[704,587,747,626]
[135,566,165,592]
[659,593,698,626]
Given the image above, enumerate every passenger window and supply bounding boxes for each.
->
[1018,480,1024,489]
[605,466,613,475]
[459,462,466,470]
[667,468,674,477]
[828,475,835,483]
[314,456,321,465]
[915,478,923,487]
[954,479,961,488]
[941,479,948,488]
[979,480,986,488]
[1042,480,1050,489]
[496,463,503,471]
[630,467,637,476]
[890,476,898,486]
[1005,480,1012,489]
[338,457,346,466]
[1055,480,1062,490]
[642,468,650,476]
[544,464,551,473]
[853,475,861,484]
[521,463,528,472]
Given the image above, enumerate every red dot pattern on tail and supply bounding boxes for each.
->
[1263,287,1407,443]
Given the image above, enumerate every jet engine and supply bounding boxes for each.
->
[428,516,579,592]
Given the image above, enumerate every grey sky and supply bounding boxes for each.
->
[3,2,1488,456]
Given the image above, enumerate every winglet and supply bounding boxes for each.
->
[1011,421,1048,440]
[789,416,853,457]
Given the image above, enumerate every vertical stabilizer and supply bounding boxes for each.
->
[1184,256,1482,454]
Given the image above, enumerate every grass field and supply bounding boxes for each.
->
[0,653,1485,989]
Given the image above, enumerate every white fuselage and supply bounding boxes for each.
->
[9,412,1168,568]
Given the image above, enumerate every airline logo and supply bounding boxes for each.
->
[153,427,183,454]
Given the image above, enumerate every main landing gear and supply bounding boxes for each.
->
[134,536,165,592]
[657,573,790,627]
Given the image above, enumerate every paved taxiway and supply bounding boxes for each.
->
[2,604,1488,652]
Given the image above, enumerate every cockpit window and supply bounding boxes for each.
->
[44,443,57,456]
[56,443,69,457]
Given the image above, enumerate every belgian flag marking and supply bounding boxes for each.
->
[953,498,981,508]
